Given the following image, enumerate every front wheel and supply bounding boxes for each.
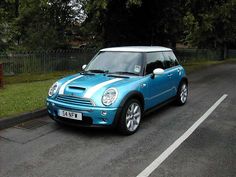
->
[176,81,188,105]
[118,99,142,135]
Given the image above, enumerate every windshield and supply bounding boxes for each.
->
[85,51,143,75]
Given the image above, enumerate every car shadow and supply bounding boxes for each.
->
[54,102,176,137]
[57,122,121,137]
[142,102,176,122]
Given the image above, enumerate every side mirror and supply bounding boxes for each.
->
[153,68,164,75]
[82,64,87,70]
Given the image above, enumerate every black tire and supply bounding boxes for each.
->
[118,99,142,135]
[175,81,188,106]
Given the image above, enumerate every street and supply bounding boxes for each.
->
[1,63,236,177]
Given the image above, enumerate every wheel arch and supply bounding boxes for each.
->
[180,76,188,86]
[115,91,144,134]
[112,91,145,127]
[175,76,189,106]
[119,91,145,110]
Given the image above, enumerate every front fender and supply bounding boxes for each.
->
[118,91,144,108]
[89,76,148,108]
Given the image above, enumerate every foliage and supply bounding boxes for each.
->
[83,0,185,48]
[0,0,84,51]
[183,0,236,50]
[83,0,236,50]
[0,0,236,52]
[0,0,15,51]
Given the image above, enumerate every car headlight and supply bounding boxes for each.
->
[102,88,118,106]
[48,82,59,96]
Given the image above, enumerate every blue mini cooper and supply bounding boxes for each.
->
[47,46,188,134]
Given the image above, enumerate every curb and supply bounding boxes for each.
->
[0,109,47,130]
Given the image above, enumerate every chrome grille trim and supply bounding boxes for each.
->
[56,94,95,106]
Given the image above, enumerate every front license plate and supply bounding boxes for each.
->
[58,110,82,120]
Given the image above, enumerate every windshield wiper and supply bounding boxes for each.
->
[80,71,95,75]
[110,71,139,76]
[87,69,109,74]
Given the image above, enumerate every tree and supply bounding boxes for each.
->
[0,0,85,51]
[83,0,184,48]
[2,0,235,53]
[183,0,236,59]
[0,0,16,51]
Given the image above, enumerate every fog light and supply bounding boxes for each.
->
[101,111,107,116]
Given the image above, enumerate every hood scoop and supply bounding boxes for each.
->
[68,86,86,91]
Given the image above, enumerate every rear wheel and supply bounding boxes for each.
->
[176,81,188,105]
[118,99,142,135]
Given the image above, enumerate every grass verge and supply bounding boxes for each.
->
[182,60,224,73]
[182,58,236,73]
[0,80,55,118]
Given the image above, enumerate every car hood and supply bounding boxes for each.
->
[58,73,140,98]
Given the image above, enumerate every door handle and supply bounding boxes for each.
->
[168,74,173,77]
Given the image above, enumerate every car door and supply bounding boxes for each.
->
[162,51,182,96]
[145,52,174,109]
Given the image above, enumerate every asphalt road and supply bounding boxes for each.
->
[1,63,236,177]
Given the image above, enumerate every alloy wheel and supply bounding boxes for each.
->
[180,84,188,103]
[125,103,141,132]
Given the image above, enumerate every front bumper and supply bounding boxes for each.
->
[46,98,121,127]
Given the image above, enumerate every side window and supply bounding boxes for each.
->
[145,52,165,75]
[163,51,179,69]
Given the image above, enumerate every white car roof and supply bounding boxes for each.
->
[100,46,172,52]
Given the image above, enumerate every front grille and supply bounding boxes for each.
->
[56,94,94,106]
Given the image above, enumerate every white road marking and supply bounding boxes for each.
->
[83,78,123,98]
[136,94,228,177]
[59,75,84,95]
